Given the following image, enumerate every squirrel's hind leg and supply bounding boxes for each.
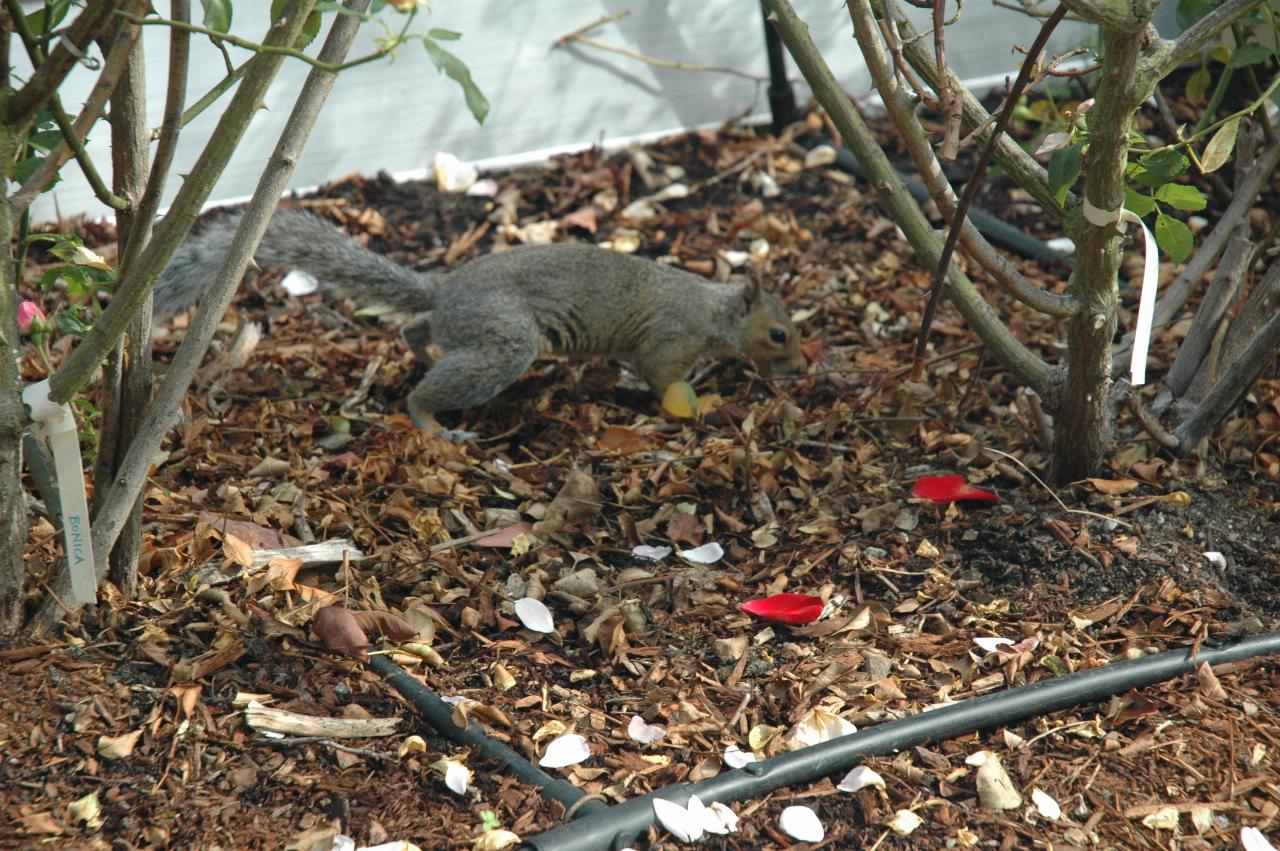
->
[406,337,539,431]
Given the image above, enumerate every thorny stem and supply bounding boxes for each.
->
[763,0,1055,398]
[3,0,119,127]
[9,0,150,212]
[1141,0,1262,80]
[4,0,127,209]
[120,10,411,75]
[911,4,1069,375]
[850,0,1077,317]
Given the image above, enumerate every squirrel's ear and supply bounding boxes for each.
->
[743,270,764,309]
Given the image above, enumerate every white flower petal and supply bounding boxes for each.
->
[1243,827,1279,851]
[653,797,702,843]
[779,805,824,843]
[443,760,469,796]
[789,708,857,747]
[514,598,555,633]
[538,733,590,769]
[357,841,424,851]
[1031,788,1061,820]
[433,151,478,193]
[627,715,667,744]
[973,636,1015,654]
[709,801,740,833]
[888,809,923,835]
[678,542,724,564]
[632,545,671,561]
[1203,551,1227,568]
[466,178,499,198]
[837,765,886,793]
[687,795,727,835]
[723,745,757,768]
[281,269,319,296]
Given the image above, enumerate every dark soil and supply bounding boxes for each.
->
[6,83,1280,851]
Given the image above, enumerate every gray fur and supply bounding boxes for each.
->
[154,206,806,423]
[152,208,434,319]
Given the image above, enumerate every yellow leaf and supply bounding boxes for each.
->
[1200,117,1240,174]
[695,393,724,416]
[662,381,698,418]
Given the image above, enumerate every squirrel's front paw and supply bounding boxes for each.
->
[435,427,480,443]
[409,407,478,442]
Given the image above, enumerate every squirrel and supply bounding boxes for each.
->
[154,207,807,429]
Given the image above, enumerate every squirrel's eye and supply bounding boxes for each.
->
[769,327,788,344]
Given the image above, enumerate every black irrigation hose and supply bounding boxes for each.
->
[800,134,1072,265]
[368,654,609,818]
[522,633,1280,851]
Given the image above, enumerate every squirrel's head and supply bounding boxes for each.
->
[739,273,807,378]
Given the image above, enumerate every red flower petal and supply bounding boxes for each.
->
[739,593,824,625]
[911,474,998,505]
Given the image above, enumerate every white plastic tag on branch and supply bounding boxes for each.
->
[1082,198,1159,385]
[22,380,96,605]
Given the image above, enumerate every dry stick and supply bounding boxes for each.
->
[30,0,357,635]
[765,0,1054,397]
[1125,391,1180,450]
[910,3,1068,379]
[984,448,1132,528]
[882,0,1067,220]
[1159,229,1253,405]
[1174,310,1280,450]
[932,0,961,162]
[554,17,767,82]
[857,0,1077,318]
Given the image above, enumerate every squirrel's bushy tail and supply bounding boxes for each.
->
[152,207,436,319]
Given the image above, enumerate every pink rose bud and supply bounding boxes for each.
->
[17,300,46,332]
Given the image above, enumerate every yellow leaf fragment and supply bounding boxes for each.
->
[662,381,698,419]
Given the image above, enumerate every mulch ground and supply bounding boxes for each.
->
[6,92,1280,851]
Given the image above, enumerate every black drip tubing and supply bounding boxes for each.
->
[368,654,608,818]
[521,633,1280,851]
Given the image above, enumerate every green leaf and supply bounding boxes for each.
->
[428,28,462,41]
[422,37,490,125]
[1201,116,1240,174]
[1047,142,1083,204]
[1227,44,1274,69]
[10,154,61,192]
[27,128,64,152]
[272,0,322,47]
[201,0,232,33]
[1135,149,1189,188]
[56,309,93,337]
[61,266,95,299]
[1155,213,1194,264]
[1154,183,1207,211]
[25,0,72,37]
[1185,67,1211,107]
[1175,0,1216,29]
[1124,188,1157,218]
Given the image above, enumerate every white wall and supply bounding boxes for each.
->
[24,2,1095,221]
